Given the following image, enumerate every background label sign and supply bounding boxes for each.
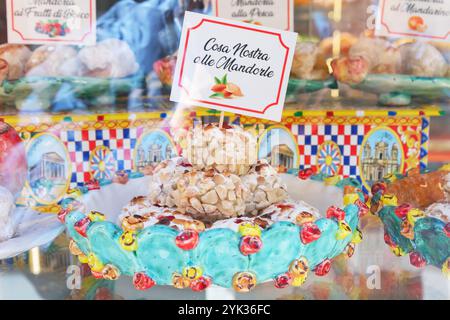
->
[375,0,450,41]
[212,0,294,31]
[6,0,96,45]
[170,12,297,122]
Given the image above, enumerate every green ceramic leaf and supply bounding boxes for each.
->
[222,74,227,85]
[209,92,224,98]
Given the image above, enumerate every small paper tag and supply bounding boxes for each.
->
[212,0,294,31]
[6,0,96,45]
[375,0,450,41]
[170,12,297,122]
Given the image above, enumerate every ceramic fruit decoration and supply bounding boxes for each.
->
[0,122,26,197]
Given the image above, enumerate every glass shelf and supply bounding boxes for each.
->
[0,216,448,300]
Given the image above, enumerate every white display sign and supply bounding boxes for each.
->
[170,12,297,122]
[212,0,294,31]
[375,0,450,41]
[6,0,96,45]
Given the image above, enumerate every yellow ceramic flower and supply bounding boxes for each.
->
[407,208,425,225]
[288,257,309,277]
[351,228,363,244]
[119,231,138,251]
[238,222,261,237]
[390,245,406,257]
[343,193,359,206]
[182,266,203,281]
[78,254,89,264]
[291,274,307,287]
[88,211,106,222]
[336,220,352,240]
[88,253,104,272]
[381,194,398,207]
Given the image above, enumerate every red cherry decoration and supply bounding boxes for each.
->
[395,203,412,220]
[355,200,369,217]
[445,223,450,238]
[190,276,211,292]
[300,223,321,244]
[274,273,292,289]
[409,252,427,268]
[383,231,396,247]
[239,235,263,256]
[133,272,156,290]
[57,208,70,223]
[74,217,91,237]
[314,259,331,276]
[175,229,199,250]
[298,167,316,180]
[326,206,346,221]
[371,182,387,195]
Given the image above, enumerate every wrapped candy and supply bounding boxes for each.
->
[181,123,257,175]
[241,160,288,215]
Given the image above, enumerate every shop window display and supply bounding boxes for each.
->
[0,0,448,300]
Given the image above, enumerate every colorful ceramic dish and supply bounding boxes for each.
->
[370,166,450,277]
[59,171,366,292]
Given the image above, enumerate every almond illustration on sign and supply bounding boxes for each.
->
[243,20,263,26]
[210,74,244,99]
[408,16,427,32]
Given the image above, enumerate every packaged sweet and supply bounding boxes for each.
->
[0,44,32,80]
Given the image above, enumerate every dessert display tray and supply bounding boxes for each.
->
[60,173,365,291]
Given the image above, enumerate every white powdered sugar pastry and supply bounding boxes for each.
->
[241,159,288,215]
[182,123,258,175]
[0,186,16,242]
[78,39,139,78]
